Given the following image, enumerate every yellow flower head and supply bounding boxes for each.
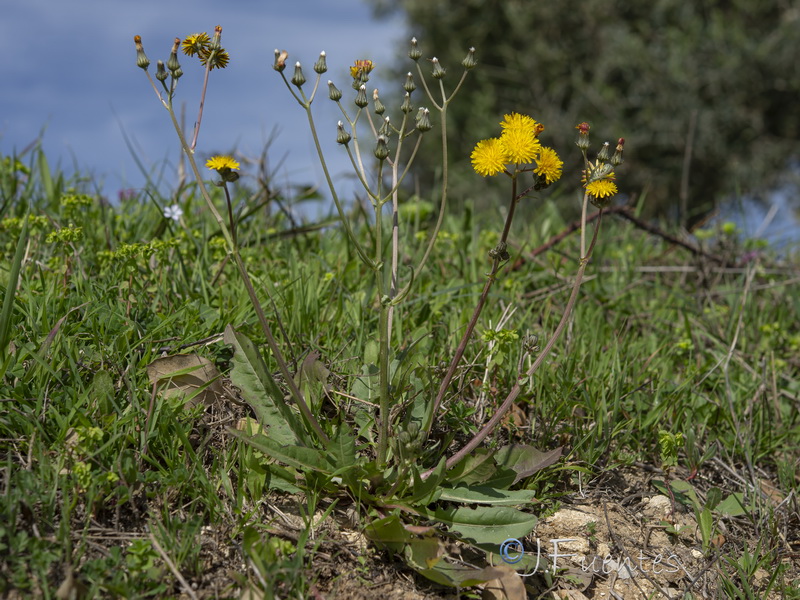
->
[470,138,507,177]
[350,59,374,79]
[586,179,618,199]
[497,113,541,164]
[500,112,537,133]
[182,31,229,69]
[534,147,563,184]
[499,127,540,164]
[199,48,230,70]
[182,33,210,57]
[206,156,240,171]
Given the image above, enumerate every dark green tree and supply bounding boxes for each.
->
[370,0,800,221]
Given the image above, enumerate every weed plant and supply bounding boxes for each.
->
[0,26,797,599]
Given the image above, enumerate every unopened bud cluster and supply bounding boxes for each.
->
[576,122,627,208]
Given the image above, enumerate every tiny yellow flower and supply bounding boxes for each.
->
[586,179,618,199]
[471,138,507,177]
[534,147,563,184]
[206,156,240,171]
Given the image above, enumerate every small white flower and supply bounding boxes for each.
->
[163,204,183,222]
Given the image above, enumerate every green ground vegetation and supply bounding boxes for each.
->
[1,149,799,597]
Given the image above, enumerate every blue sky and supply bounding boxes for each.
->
[1,0,407,203]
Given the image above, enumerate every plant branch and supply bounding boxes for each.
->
[425,203,605,478]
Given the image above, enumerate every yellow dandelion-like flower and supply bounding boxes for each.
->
[585,179,618,199]
[498,127,540,164]
[199,48,230,70]
[182,33,210,57]
[206,156,240,171]
[500,112,537,133]
[534,147,563,184]
[350,59,374,79]
[471,138,508,177]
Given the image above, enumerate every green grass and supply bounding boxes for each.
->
[1,148,799,597]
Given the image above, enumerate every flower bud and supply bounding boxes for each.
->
[596,141,611,164]
[409,37,422,61]
[336,121,351,145]
[374,135,390,160]
[155,60,168,82]
[314,51,328,74]
[415,107,432,132]
[355,84,368,108]
[431,57,446,79]
[167,38,181,73]
[172,67,183,79]
[373,89,385,115]
[522,334,539,354]
[575,122,590,152]
[379,116,391,137]
[400,92,413,114]
[403,72,416,94]
[328,80,342,102]
[291,62,306,87]
[489,241,510,261]
[611,138,625,167]
[210,25,222,51]
[461,47,477,70]
[273,49,288,72]
[134,35,150,70]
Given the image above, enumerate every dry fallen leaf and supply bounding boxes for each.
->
[481,564,526,600]
[146,353,224,409]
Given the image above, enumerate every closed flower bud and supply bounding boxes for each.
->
[167,38,181,73]
[401,92,413,114]
[522,334,539,355]
[374,135,390,160]
[273,49,288,72]
[379,116,391,137]
[336,121,351,145]
[355,84,368,108]
[172,67,183,79]
[461,47,477,70]
[373,89,385,115]
[431,57,446,79]
[155,60,168,82]
[328,80,342,101]
[489,241,510,261]
[611,138,625,166]
[575,122,591,152]
[409,37,422,61]
[210,25,222,51]
[415,107,432,132]
[291,62,306,87]
[314,51,327,74]
[403,72,416,93]
[134,35,150,70]
[596,141,611,164]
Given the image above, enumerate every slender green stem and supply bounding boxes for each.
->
[222,184,237,248]
[430,175,520,419]
[424,201,604,478]
[163,104,329,444]
[302,104,374,268]
[190,60,213,151]
[374,161,393,463]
